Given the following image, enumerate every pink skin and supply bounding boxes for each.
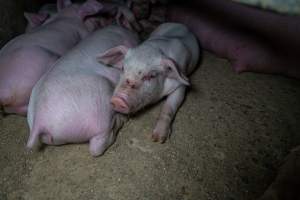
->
[25,3,57,32]
[185,0,300,48]
[166,4,300,79]
[25,3,101,33]
[24,2,125,33]
[0,0,103,116]
[25,3,105,33]
[98,23,199,143]
[88,0,142,32]
[27,25,139,157]
[24,12,50,32]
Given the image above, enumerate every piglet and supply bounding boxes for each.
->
[0,0,103,116]
[26,1,141,33]
[27,25,139,157]
[98,23,200,143]
[167,5,300,79]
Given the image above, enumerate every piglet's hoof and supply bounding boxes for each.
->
[151,127,170,143]
[151,133,167,143]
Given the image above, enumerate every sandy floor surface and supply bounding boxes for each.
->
[1,52,300,200]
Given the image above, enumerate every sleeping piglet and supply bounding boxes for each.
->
[27,25,139,156]
[98,23,200,143]
[25,1,141,33]
[0,0,103,115]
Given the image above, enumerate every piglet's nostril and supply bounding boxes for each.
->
[125,79,136,89]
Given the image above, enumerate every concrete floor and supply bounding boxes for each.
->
[1,52,300,200]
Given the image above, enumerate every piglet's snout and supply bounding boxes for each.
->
[125,78,139,89]
[111,94,130,114]
[111,78,140,113]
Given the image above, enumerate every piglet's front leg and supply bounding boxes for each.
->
[152,86,186,143]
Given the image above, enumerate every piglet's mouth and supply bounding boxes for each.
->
[111,94,130,114]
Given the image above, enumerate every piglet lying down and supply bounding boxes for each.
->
[0,0,103,115]
[27,25,139,156]
[99,23,200,143]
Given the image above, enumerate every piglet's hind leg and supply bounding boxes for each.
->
[89,130,116,157]
[89,114,127,157]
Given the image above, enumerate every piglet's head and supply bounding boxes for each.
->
[56,0,103,31]
[56,0,102,18]
[62,0,103,32]
[97,45,189,114]
[24,12,50,32]
[25,0,103,32]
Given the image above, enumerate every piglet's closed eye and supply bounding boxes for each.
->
[142,70,159,81]
[161,58,190,86]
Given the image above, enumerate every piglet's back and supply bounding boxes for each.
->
[71,25,139,60]
[149,22,200,73]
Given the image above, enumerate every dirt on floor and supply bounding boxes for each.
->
[0,52,300,200]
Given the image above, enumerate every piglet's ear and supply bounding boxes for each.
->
[24,12,49,28]
[161,58,190,86]
[97,45,129,69]
[78,0,103,20]
[57,0,72,11]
